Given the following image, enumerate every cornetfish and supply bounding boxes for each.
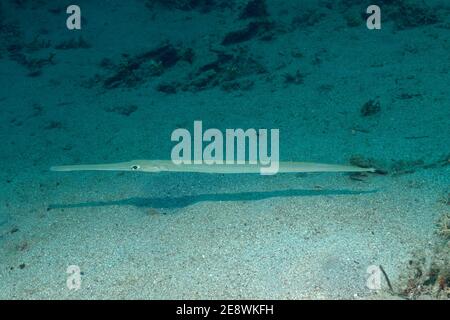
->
[50,160,375,174]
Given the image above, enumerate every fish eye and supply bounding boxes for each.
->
[131,165,140,171]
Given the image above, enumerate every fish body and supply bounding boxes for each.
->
[50,160,375,174]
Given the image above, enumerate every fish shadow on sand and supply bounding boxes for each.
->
[49,188,377,211]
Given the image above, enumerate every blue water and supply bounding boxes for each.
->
[0,0,449,299]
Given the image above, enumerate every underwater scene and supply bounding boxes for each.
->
[0,0,449,300]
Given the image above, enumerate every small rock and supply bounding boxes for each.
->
[361,99,381,117]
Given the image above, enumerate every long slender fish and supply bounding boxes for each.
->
[50,160,375,174]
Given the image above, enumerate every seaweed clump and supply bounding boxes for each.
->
[9,48,56,77]
[283,70,306,86]
[239,0,268,20]
[438,213,450,238]
[1,19,56,77]
[395,213,450,300]
[349,154,449,177]
[157,82,178,94]
[439,193,450,206]
[222,20,275,45]
[349,154,387,174]
[156,48,266,93]
[101,44,194,89]
[398,251,450,300]
[360,99,381,117]
[387,0,440,30]
[184,49,266,92]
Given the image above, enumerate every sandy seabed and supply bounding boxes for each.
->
[0,0,449,299]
